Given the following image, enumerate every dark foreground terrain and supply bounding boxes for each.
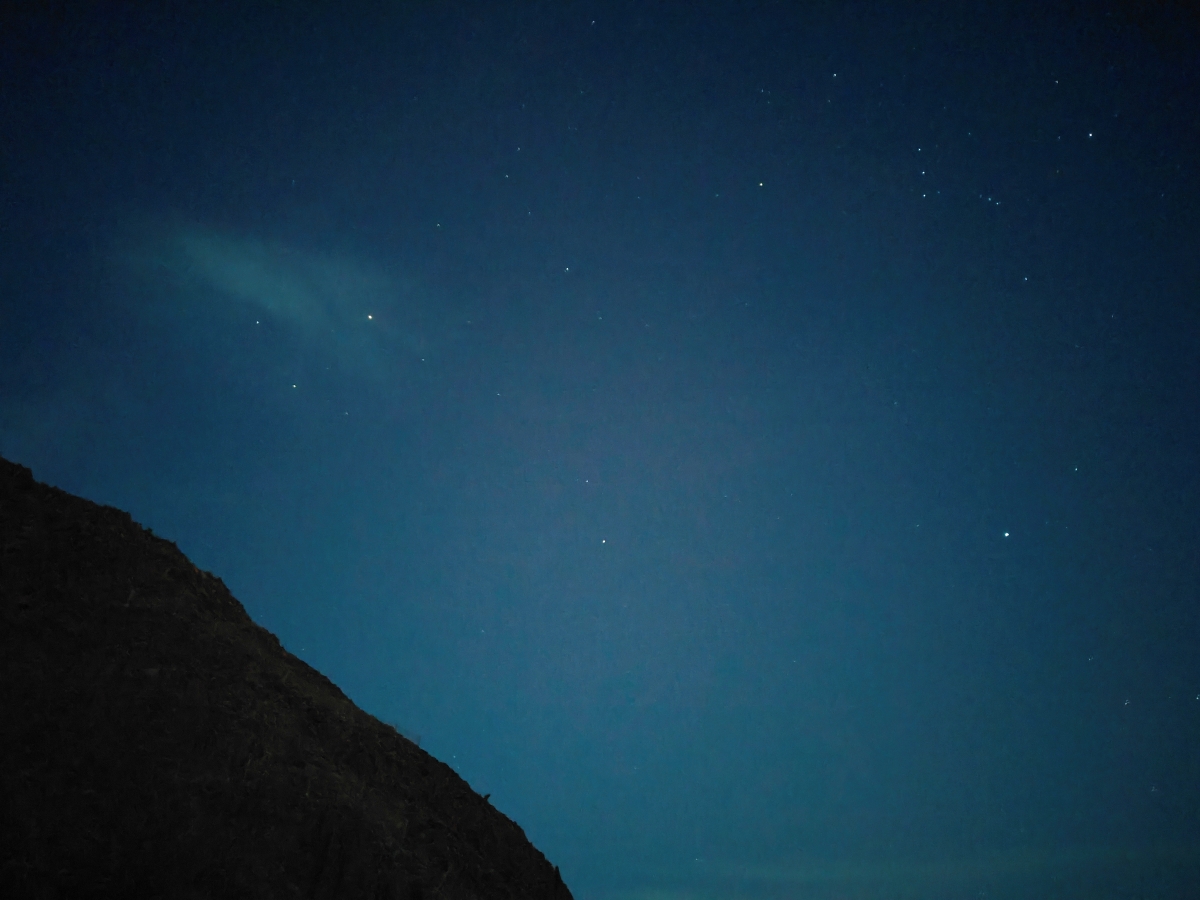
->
[0,456,573,900]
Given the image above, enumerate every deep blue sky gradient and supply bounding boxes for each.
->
[3,3,1199,897]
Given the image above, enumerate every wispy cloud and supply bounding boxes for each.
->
[114,219,442,379]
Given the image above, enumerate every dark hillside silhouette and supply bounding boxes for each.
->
[0,456,573,900]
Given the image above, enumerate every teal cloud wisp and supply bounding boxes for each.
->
[116,221,435,379]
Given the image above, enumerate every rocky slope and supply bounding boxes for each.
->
[0,456,573,900]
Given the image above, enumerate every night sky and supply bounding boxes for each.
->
[3,3,1199,897]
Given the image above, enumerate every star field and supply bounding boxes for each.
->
[2,3,1198,898]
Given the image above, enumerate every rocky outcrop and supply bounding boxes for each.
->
[0,456,572,900]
